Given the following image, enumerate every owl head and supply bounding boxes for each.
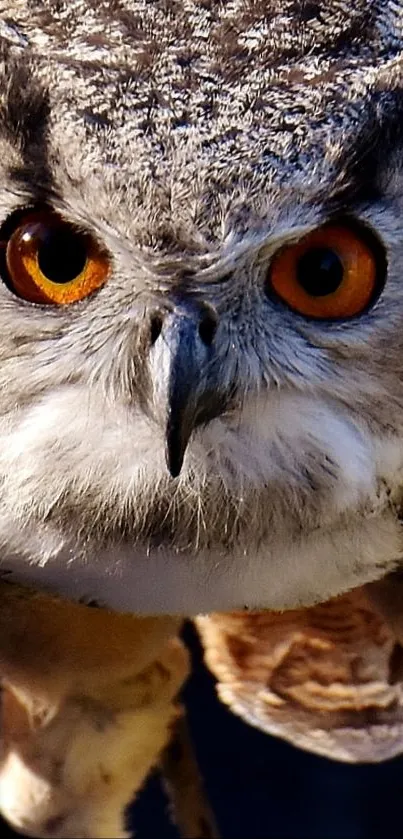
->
[0,1,401,614]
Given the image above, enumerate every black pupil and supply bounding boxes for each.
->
[38,228,87,284]
[296,247,344,297]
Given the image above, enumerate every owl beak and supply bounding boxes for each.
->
[149,305,224,477]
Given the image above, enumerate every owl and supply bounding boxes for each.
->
[1,0,403,837]
[1,0,403,617]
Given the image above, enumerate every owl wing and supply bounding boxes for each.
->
[195,586,403,764]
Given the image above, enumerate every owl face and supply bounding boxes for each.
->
[0,1,402,613]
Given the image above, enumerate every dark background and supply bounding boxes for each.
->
[3,622,403,839]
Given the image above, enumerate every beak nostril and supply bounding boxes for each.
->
[198,310,218,347]
[150,313,164,345]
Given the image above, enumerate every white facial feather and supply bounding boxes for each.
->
[0,385,401,613]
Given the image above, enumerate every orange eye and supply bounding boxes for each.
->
[267,223,383,319]
[1,210,110,305]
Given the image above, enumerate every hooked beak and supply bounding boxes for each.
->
[149,303,227,477]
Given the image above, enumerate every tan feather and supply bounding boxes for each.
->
[196,587,403,763]
[0,581,188,838]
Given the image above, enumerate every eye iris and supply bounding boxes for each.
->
[0,209,110,305]
[267,223,382,320]
[296,247,344,297]
[37,228,88,284]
